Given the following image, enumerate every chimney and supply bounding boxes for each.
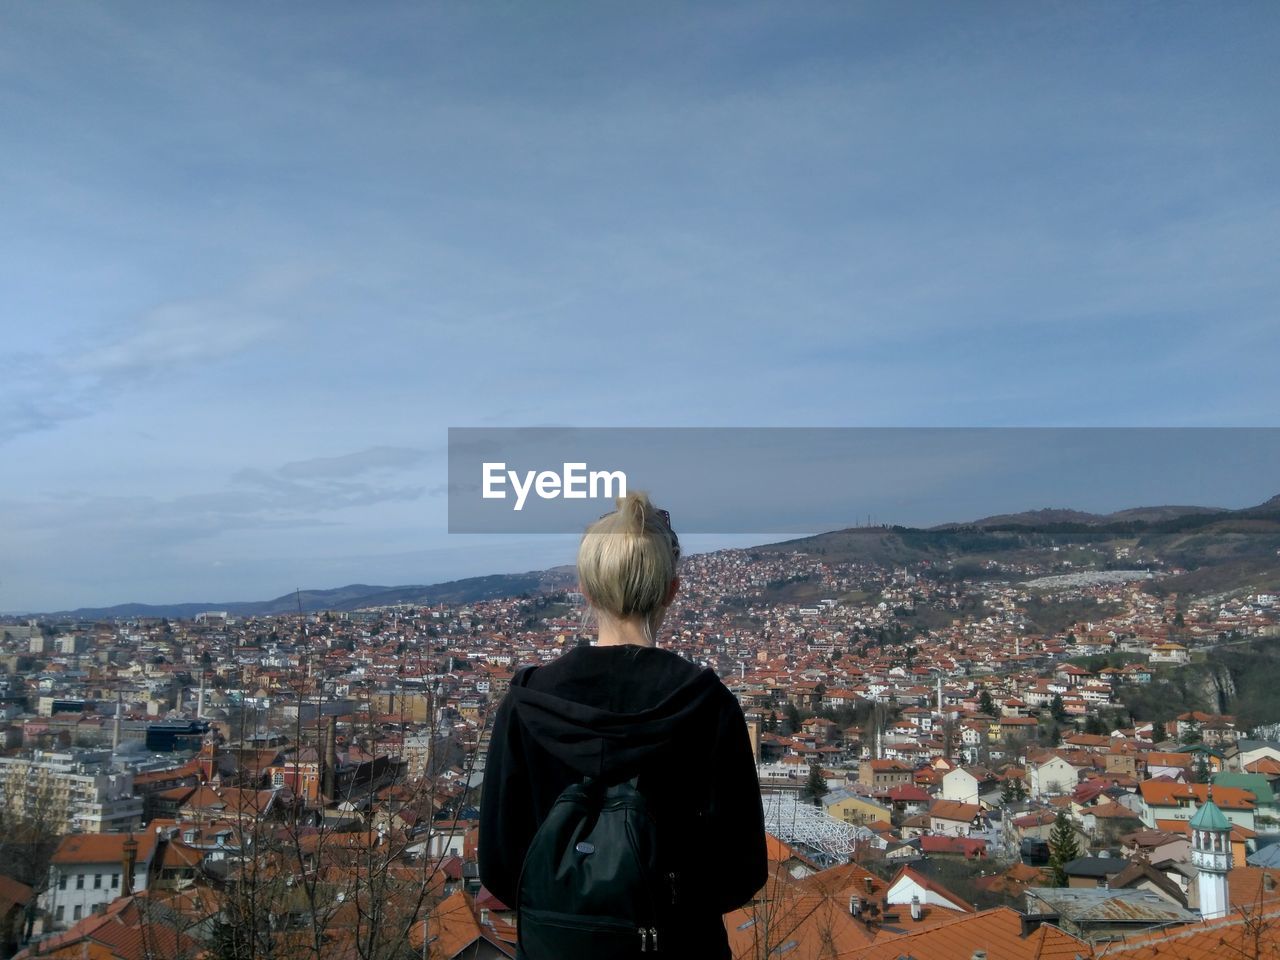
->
[849,895,861,916]
[121,833,138,897]
[972,952,988,960]
[910,895,922,921]
[864,876,874,893]
[1265,874,1276,892]
[1020,913,1048,938]
[323,715,338,799]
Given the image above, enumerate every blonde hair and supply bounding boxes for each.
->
[577,491,679,622]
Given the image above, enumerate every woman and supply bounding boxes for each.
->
[479,492,767,958]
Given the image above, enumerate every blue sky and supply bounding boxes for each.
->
[1,2,1277,611]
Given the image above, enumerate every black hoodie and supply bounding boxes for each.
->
[478,644,767,958]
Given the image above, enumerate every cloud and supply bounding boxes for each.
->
[66,299,277,381]
[0,293,282,445]
[277,445,434,479]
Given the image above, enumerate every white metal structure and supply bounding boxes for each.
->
[761,793,874,866]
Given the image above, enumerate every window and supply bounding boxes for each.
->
[73,905,82,921]
[94,873,102,889]
[58,874,67,890]
[76,874,84,890]
[111,873,120,889]
[55,906,64,922]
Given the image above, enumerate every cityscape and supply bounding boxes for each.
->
[3,3,1278,958]
[2,496,1279,958]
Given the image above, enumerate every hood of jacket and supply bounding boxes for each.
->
[504,662,724,779]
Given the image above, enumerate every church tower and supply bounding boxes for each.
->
[1190,786,1232,920]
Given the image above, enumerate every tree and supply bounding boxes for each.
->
[1048,811,1081,887]
[978,688,996,716]
[1192,753,1210,784]
[803,764,829,807]
[1001,777,1028,805]
[1050,695,1067,723]
[1150,719,1165,743]
[783,702,800,733]
[1182,719,1202,745]
[0,761,71,942]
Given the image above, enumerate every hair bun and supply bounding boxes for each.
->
[618,492,648,533]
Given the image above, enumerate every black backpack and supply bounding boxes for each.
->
[516,774,674,958]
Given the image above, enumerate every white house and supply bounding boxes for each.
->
[1028,754,1079,798]
[885,865,973,915]
[40,831,159,930]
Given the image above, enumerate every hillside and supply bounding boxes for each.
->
[50,567,577,620]
[37,493,1279,618]
[753,496,1280,604]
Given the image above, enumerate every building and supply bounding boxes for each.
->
[38,832,159,931]
[1139,780,1256,831]
[1027,753,1080,798]
[1189,790,1232,920]
[928,800,983,838]
[1024,887,1196,943]
[0,750,142,833]
[858,759,913,789]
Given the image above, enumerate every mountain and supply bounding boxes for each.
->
[940,508,1108,528]
[755,494,1280,595]
[47,567,577,620]
[940,504,1228,529]
[34,494,1280,618]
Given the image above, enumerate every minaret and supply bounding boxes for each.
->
[1190,785,1232,920]
[196,672,206,720]
[112,694,123,751]
[936,675,943,717]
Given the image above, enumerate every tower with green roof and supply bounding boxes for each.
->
[1190,785,1231,920]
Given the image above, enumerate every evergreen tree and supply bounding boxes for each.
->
[1150,720,1166,743]
[1181,720,1202,745]
[1001,779,1016,804]
[804,763,829,807]
[1050,695,1067,722]
[978,688,996,716]
[784,701,801,733]
[1048,811,1081,887]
